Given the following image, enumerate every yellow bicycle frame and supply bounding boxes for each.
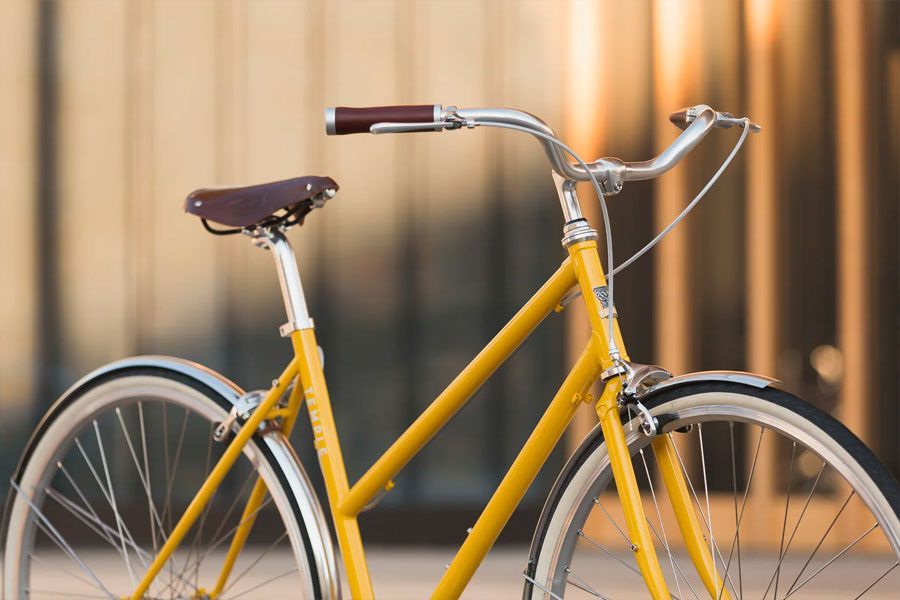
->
[130,239,724,600]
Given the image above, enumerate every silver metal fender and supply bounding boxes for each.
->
[10,355,340,599]
[640,369,780,397]
[523,369,780,598]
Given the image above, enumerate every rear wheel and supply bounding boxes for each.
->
[3,369,322,599]
[526,382,900,599]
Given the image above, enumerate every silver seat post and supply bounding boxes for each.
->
[254,228,315,337]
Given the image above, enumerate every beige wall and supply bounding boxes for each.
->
[0,0,897,541]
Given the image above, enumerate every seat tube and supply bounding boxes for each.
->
[563,214,671,599]
[258,227,373,597]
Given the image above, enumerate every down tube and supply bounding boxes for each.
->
[433,341,601,599]
[338,258,578,517]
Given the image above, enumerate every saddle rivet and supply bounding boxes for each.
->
[306,183,312,191]
[194,200,202,207]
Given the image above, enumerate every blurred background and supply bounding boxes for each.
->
[0,0,897,557]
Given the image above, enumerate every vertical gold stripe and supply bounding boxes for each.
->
[832,0,871,445]
[652,0,699,377]
[0,0,38,427]
[744,0,780,543]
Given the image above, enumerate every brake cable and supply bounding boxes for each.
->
[473,120,621,359]
[471,117,752,364]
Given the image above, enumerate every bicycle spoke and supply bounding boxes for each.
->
[766,440,797,600]
[220,530,289,595]
[161,407,190,533]
[46,488,136,560]
[590,496,686,597]
[637,447,683,600]
[28,551,98,589]
[783,522,878,598]
[565,566,612,599]
[728,422,743,600]
[137,401,159,556]
[177,422,218,588]
[56,461,109,539]
[46,486,197,595]
[577,529,642,577]
[10,481,114,598]
[93,419,138,585]
[852,560,899,599]
[670,431,738,597]
[593,497,631,546]
[227,566,299,599]
[717,426,765,600]
[74,435,143,552]
[177,493,275,583]
[644,510,701,599]
[696,423,720,600]
[116,406,169,548]
[760,456,825,600]
[783,490,855,595]
[523,572,564,600]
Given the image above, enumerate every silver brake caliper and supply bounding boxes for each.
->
[601,360,672,437]
[213,389,268,442]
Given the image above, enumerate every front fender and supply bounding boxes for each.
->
[639,369,780,397]
[3,355,340,599]
[524,369,779,598]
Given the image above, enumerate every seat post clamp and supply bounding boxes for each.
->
[279,318,315,337]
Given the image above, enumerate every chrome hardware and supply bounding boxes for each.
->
[213,389,267,442]
[323,107,336,135]
[603,359,673,436]
[311,188,336,209]
[560,220,598,248]
[619,361,672,398]
[630,399,658,436]
[249,228,315,335]
[715,112,762,133]
[280,319,314,337]
[552,172,584,222]
[601,363,627,382]
[370,121,451,134]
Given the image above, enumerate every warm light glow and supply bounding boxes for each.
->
[746,0,779,46]
[653,0,702,105]
[564,0,603,155]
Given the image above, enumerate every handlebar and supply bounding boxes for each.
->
[324,103,759,194]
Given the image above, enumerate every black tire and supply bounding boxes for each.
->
[525,382,900,599]
[2,367,326,599]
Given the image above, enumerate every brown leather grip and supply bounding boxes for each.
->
[326,104,438,135]
[669,109,690,131]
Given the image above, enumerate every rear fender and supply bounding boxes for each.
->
[3,355,340,599]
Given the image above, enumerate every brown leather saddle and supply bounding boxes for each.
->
[184,175,338,230]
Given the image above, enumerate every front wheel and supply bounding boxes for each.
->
[526,382,900,599]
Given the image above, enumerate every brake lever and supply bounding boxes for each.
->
[369,121,449,134]
[669,105,761,134]
[715,112,762,133]
[369,115,474,134]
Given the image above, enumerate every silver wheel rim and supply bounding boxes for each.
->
[531,391,900,599]
[4,375,316,599]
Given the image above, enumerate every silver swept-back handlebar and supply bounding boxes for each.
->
[450,106,722,192]
[355,104,759,194]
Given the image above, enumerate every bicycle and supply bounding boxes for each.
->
[3,103,898,599]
